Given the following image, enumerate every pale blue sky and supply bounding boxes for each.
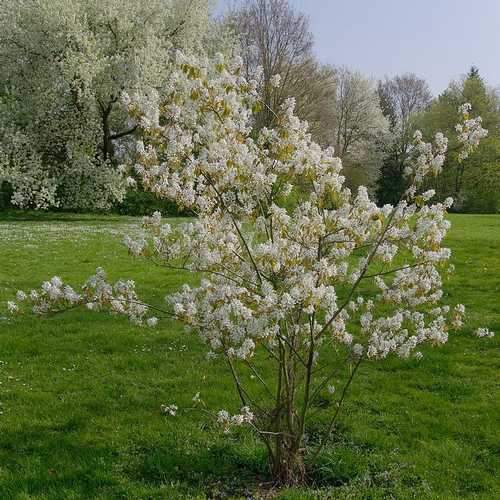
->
[217,0,500,95]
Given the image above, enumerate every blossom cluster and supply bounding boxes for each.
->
[8,268,157,326]
[161,404,178,416]
[456,103,489,161]
[217,406,255,433]
[408,130,448,183]
[0,131,59,210]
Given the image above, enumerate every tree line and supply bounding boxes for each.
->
[1,0,498,213]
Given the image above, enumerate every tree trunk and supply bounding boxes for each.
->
[270,435,306,485]
[269,357,306,486]
[102,105,113,162]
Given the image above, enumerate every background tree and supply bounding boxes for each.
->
[225,2,386,191]
[225,0,337,138]
[284,58,337,147]
[330,67,388,191]
[376,73,433,205]
[0,0,211,210]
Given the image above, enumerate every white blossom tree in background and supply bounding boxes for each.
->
[378,73,433,153]
[9,53,488,484]
[0,0,212,210]
[330,67,389,191]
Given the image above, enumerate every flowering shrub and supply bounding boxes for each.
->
[8,52,489,485]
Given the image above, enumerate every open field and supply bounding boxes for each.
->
[0,212,499,499]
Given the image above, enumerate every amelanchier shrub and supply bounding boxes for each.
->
[9,52,489,485]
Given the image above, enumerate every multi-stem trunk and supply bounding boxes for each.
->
[267,337,307,485]
[270,433,306,486]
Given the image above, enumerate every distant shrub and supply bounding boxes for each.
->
[116,188,190,217]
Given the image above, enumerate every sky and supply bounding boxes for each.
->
[216,0,500,96]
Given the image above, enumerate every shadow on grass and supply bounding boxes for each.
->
[0,210,193,224]
[0,422,270,498]
[131,438,270,497]
[0,419,389,498]
[0,425,125,498]
[0,210,132,224]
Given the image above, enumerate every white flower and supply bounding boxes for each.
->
[161,404,178,416]
[7,301,18,314]
[217,406,254,433]
[474,327,494,338]
[352,344,364,358]
[459,103,472,115]
[146,317,158,328]
[217,410,230,423]
[50,276,63,288]
[240,406,254,423]
[270,74,281,88]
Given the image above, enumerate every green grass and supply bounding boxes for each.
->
[0,212,498,499]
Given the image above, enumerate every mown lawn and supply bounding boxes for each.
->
[0,212,498,499]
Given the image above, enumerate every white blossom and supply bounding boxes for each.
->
[217,406,254,433]
[7,301,18,314]
[146,317,158,328]
[474,327,495,338]
[161,404,178,416]
[270,74,282,88]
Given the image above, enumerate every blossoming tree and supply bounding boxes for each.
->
[9,53,488,484]
[0,0,211,210]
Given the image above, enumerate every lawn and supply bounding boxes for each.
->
[0,212,498,499]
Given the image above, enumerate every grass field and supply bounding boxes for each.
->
[0,212,498,499]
